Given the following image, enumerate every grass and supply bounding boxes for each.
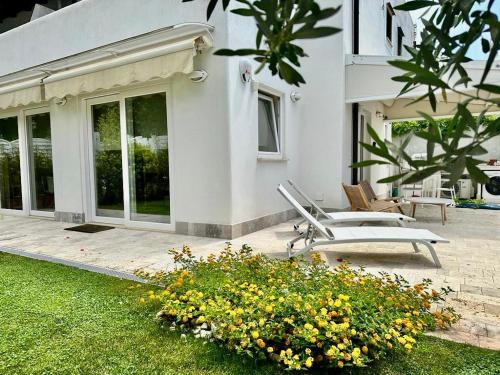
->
[1,253,499,375]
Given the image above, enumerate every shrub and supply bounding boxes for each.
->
[137,245,458,371]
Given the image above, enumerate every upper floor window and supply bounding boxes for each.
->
[397,27,405,55]
[258,91,281,155]
[386,2,395,44]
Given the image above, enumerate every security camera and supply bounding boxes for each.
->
[188,70,208,83]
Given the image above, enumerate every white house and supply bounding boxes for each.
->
[0,0,419,238]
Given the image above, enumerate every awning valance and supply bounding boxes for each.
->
[44,35,210,100]
[0,79,43,110]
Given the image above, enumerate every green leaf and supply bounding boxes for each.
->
[377,172,409,184]
[474,83,500,95]
[394,1,438,11]
[214,49,266,56]
[403,166,443,184]
[278,60,306,86]
[351,160,390,168]
[292,26,341,40]
[231,8,255,17]
[466,158,490,184]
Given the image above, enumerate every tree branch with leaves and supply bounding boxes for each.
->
[355,0,500,186]
[182,0,342,86]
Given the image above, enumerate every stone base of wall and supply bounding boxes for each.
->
[176,208,298,239]
[54,211,85,224]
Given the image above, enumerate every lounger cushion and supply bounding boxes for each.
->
[331,227,449,243]
[326,211,414,222]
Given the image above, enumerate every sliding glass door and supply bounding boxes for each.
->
[26,111,55,214]
[91,101,124,219]
[0,116,23,211]
[88,91,171,227]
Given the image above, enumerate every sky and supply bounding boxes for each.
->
[411,1,500,60]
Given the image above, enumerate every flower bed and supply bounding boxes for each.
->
[137,245,458,371]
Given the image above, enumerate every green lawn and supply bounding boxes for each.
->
[1,253,499,375]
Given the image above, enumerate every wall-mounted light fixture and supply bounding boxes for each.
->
[239,59,253,84]
[188,70,208,83]
[55,97,67,106]
[290,91,302,102]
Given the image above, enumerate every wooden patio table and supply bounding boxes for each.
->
[409,197,451,225]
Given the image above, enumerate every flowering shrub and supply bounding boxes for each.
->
[137,244,458,371]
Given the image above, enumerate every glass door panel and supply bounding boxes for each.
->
[125,93,170,223]
[91,102,124,218]
[0,116,22,210]
[26,113,55,212]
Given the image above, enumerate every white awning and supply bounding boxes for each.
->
[0,78,43,110]
[0,24,214,110]
[44,35,211,100]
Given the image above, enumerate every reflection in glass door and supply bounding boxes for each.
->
[0,116,23,210]
[26,112,55,212]
[91,102,124,218]
[126,93,170,224]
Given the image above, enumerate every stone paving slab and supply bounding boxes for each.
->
[0,205,499,349]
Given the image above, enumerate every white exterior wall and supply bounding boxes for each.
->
[225,0,347,225]
[358,0,414,57]
[0,0,234,227]
[0,0,417,235]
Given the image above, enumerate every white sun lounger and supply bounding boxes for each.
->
[278,184,448,268]
[287,180,414,228]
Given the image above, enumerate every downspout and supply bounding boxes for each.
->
[352,103,359,184]
[351,0,360,184]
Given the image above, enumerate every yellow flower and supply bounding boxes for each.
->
[197,316,206,323]
[259,318,265,327]
[251,331,259,339]
[362,345,369,354]
[286,348,293,356]
[139,297,145,304]
[305,357,314,368]
[256,339,266,348]
[265,305,273,313]
[337,360,344,368]
[267,347,274,353]
[337,343,345,350]
[343,353,351,361]
[352,347,361,359]
[305,348,311,355]
[304,323,314,330]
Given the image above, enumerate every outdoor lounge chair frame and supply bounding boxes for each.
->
[287,180,413,232]
[278,184,446,268]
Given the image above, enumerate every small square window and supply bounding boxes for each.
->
[258,91,281,154]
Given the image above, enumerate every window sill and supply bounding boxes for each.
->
[257,153,288,162]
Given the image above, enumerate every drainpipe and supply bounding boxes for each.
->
[351,0,360,184]
[352,0,359,54]
[352,103,359,184]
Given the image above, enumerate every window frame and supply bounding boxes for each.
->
[385,2,395,46]
[397,26,404,56]
[257,88,284,160]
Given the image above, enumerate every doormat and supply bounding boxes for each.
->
[64,224,115,233]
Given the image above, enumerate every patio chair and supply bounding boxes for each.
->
[278,184,447,268]
[359,180,403,204]
[343,183,405,214]
[287,180,414,229]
